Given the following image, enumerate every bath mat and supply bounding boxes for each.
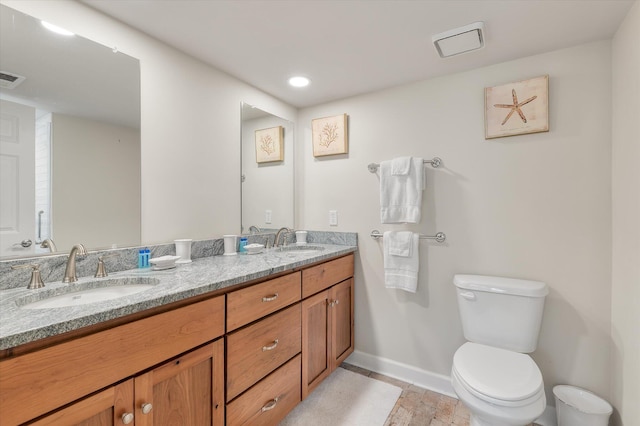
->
[279,367,402,426]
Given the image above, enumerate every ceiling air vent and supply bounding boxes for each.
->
[0,71,26,89]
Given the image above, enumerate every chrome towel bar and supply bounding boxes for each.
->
[367,157,442,173]
[370,229,446,243]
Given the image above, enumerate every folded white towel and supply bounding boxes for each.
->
[383,231,420,293]
[380,157,425,223]
[391,156,412,175]
[387,230,413,257]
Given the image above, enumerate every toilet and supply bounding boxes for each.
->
[451,274,549,426]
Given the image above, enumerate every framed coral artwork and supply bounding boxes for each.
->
[255,126,284,163]
[485,75,549,139]
[312,113,348,157]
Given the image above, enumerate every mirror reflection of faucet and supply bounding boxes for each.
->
[40,239,57,253]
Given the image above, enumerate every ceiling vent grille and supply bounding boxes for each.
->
[0,71,26,89]
[432,22,485,58]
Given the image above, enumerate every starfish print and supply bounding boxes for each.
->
[494,89,537,125]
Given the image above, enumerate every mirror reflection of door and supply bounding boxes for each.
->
[0,99,36,256]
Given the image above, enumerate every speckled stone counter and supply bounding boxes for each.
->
[0,243,356,351]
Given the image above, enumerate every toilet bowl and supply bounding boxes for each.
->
[452,342,546,426]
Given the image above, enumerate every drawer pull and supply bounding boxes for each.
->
[141,403,153,414]
[262,293,279,302]
[121,413,134,424]
[261,396,279,412]
[262,339,279,351]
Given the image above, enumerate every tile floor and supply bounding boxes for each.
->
[341,363,538,426]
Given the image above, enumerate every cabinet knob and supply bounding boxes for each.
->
[141,402,153,414]
[121,412,134,424]
[262,339,279,351]
[261,396,279,412]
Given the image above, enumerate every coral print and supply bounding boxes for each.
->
[255,126,283,163]
[312,114,348,157]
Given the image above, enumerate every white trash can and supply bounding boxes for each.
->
[553,385,612,426]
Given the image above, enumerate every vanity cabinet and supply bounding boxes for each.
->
[133,340,224,426]
[0,252,355,426]
[27,380,134,426]
[225,273,302,426]
[27,340,224,426]
[0,296,225,426]
[301,255,354,399]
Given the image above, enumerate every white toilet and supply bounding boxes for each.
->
[451,274,549,426]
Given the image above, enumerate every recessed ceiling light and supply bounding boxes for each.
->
[41,21,75,36]
[288,76,310,88]
[432,22,484,58]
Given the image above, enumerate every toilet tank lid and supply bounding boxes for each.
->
[453,274,548,297]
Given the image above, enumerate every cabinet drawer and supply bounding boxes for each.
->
[227,303,301,401]
[227,272,301,331]
[302,254,354,298]
[227,354,301,426]
[0,296,225,426]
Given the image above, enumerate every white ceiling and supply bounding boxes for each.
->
[82,0,634,108]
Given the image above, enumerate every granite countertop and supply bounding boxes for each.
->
[0,244,356,351]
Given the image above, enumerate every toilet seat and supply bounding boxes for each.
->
[452,342,544,407]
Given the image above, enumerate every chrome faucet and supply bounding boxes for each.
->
[274,227,293,248]
[63,244,87,283]
[248,225,262,234]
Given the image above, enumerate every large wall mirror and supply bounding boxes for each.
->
[0,4,141,259]
[241,103,294,234]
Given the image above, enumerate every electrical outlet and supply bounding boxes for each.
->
[265,210,272,224]
[329,210,338,226]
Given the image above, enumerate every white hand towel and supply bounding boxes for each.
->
[383,231,420,293]
[391,156,412,175]
[380,157,424,223]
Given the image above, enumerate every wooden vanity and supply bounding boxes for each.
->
[0,253,354,426]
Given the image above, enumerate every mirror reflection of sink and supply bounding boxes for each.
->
[17,277,160,310]
[276,245,325,255]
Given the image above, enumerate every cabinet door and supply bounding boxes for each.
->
[134,340,224,426]
[27,380,134,426]
[330,278,354,369]
[301,290,331,399]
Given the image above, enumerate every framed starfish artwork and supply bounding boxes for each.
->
[485,75,549,139]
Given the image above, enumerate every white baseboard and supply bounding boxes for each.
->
[345,350,457,398]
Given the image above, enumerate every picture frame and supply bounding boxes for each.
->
[312,113,348,157]
[255,126,284,163]
[485,75,549,139]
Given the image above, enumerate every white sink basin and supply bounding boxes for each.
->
[276,245,326,255]
[17,278,159,310]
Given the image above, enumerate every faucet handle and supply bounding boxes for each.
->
[11,263,45,289]
[95,253,119,278]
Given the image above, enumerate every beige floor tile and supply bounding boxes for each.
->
[339,363,476,426]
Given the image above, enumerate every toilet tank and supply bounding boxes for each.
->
[453,274,548,353]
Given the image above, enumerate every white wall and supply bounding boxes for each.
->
[297,41,614,403]
[1,0,297,245]
[51,113,140,251]
[611,1,640,425]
